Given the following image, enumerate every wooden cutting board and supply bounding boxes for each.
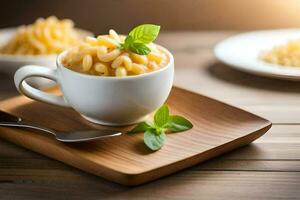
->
[0,87,271,185]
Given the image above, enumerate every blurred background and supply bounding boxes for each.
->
[2,0,300,33]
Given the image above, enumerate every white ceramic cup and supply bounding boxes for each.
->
[14,46,174,126]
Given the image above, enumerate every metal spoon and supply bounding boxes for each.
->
[0,110,122,142]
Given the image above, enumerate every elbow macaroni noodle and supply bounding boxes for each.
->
[0,16,80,55]
[62,29,169,77]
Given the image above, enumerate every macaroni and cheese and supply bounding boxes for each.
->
[0,16,80,55]
[260,40,300,67]
[62,30,169,77]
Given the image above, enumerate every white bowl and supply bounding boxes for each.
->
[0,27,92,87]
[15,46,174,126]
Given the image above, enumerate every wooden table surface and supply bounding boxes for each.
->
[0,31,300,200]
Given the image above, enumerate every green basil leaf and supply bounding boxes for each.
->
[129,43,151,55]
[167,115,193,132]
[154,104,169,127]
[118,42,125,50]
[129,24,160,44]
[128,122,152,134]
[144,130,166,151]
[124,35,134,48]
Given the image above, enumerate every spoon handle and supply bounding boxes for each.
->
[0,110,56,136]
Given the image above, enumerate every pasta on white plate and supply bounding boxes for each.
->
[62,29,169,77]
[0,16,81,55]
[260,39,300,67]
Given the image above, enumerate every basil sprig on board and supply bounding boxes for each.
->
[119,24,160,55]
[128,105,193,151]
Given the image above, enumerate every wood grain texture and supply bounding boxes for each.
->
[0,125,298,199]
[105,171,300,200]
[0,31,299,199]
[157,32,300,123]
[0,87,271,185]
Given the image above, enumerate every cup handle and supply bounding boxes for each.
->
[14,65,70,107]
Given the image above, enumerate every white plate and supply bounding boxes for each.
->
[0,27,92,87]
[214,29,300,81]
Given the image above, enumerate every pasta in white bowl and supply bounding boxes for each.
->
[62,29,169,77]
[0,16,92,87]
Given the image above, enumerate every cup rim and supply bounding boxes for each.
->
[56,44,174,80]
